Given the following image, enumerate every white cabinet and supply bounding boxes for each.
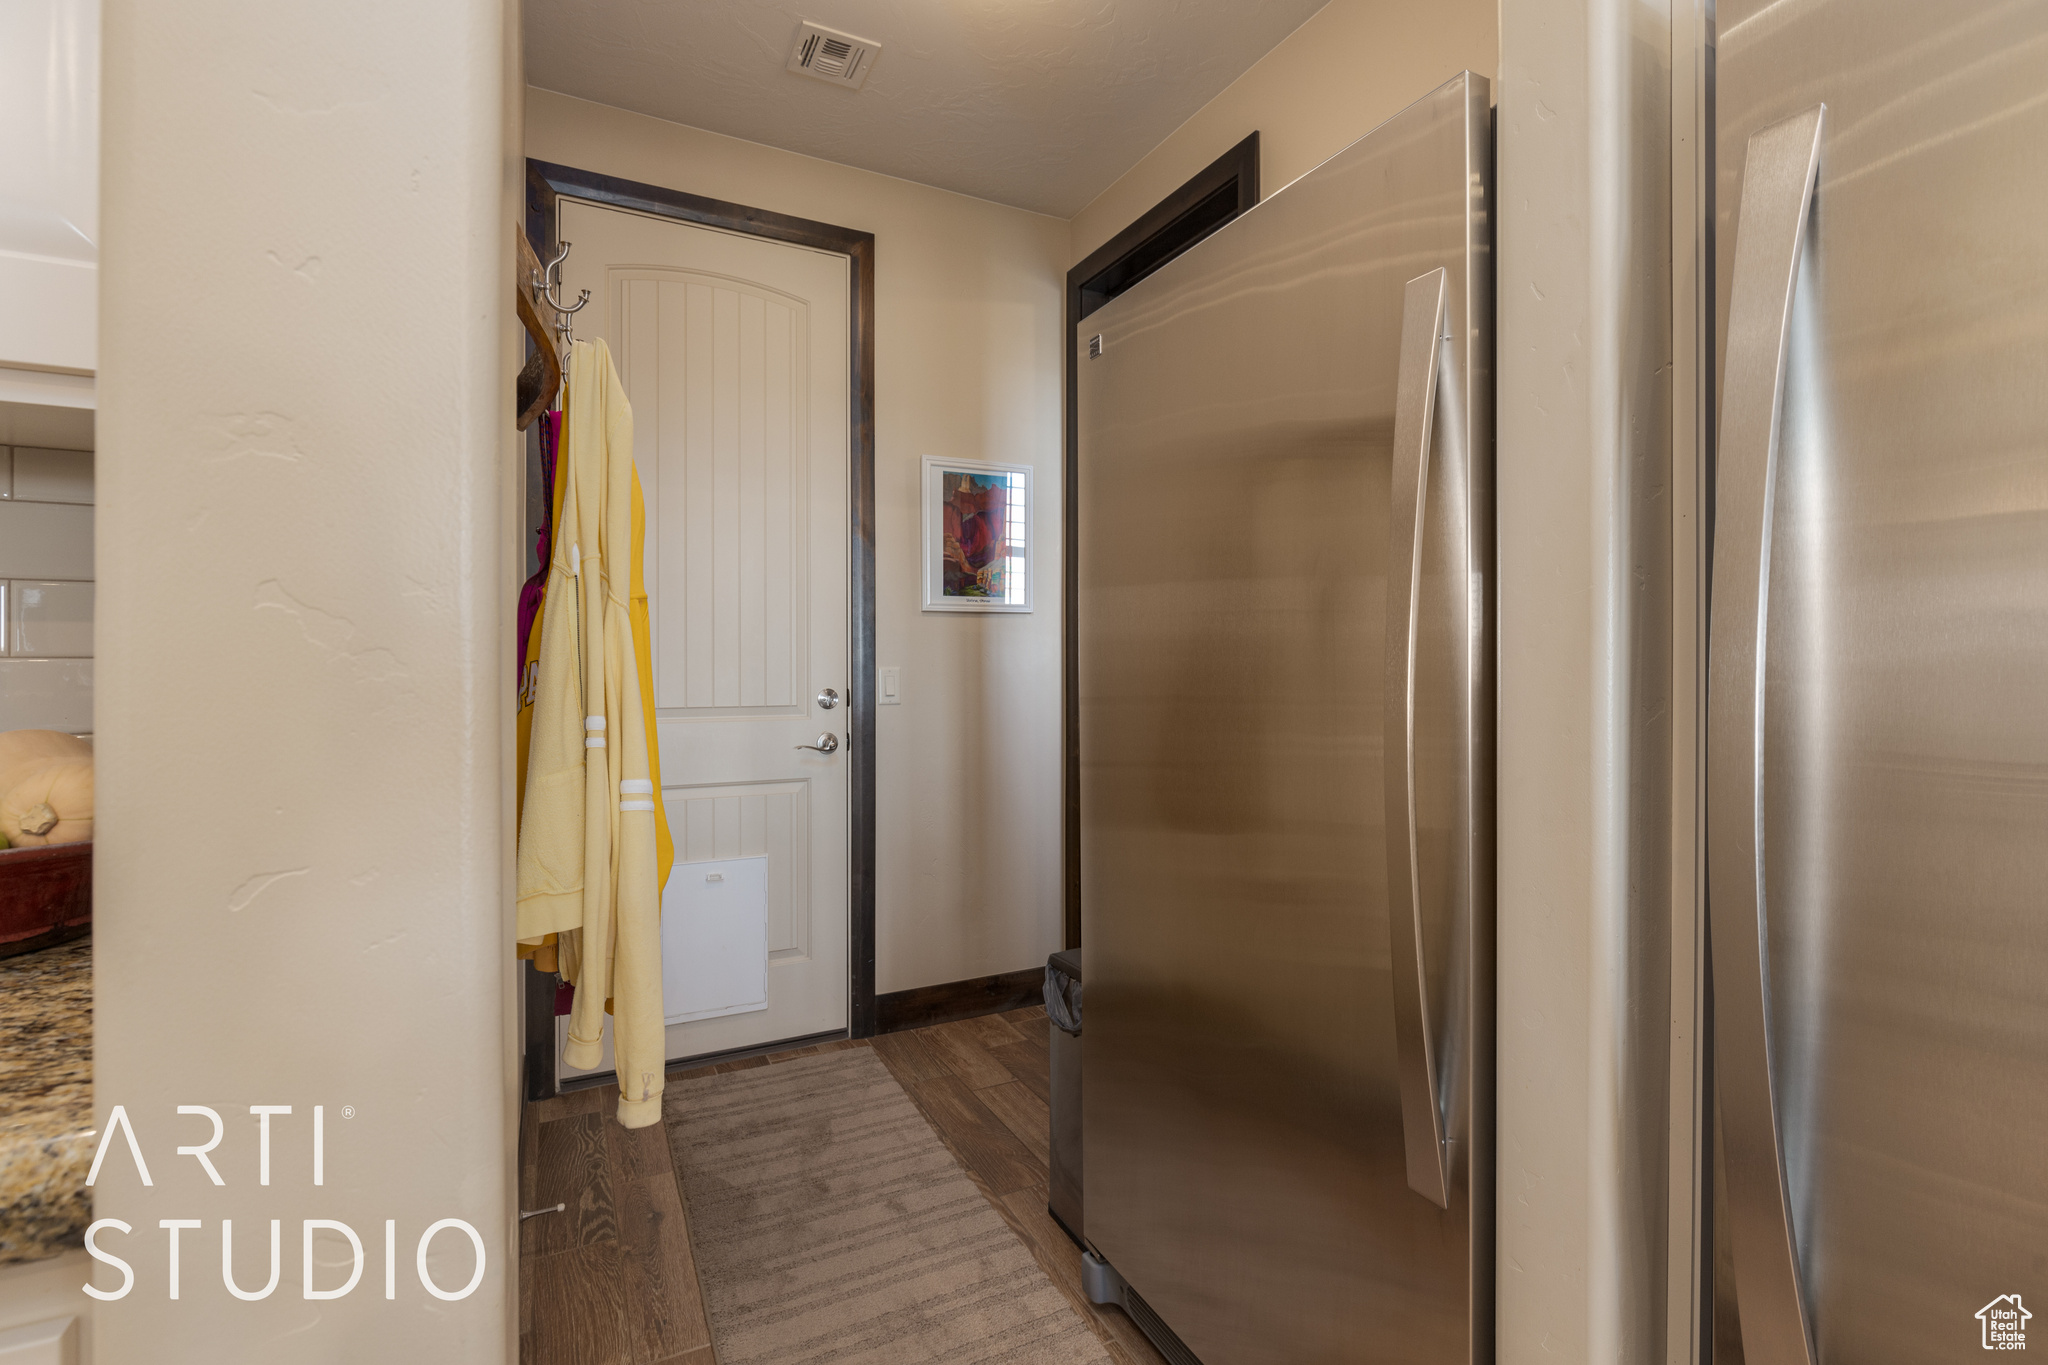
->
[0,0,99,374]
[0,1252,89,1364]
[0,1317,76,1365]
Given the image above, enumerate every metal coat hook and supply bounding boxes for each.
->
[539,240,591,355]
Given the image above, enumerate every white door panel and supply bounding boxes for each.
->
[557,197,850,1068]
[618,272,811,714]
[666,779,811,960]
[661,856,767,1024]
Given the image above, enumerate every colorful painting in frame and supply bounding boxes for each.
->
[921,457,1031,613]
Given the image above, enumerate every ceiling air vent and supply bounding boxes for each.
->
[786,20,881,90]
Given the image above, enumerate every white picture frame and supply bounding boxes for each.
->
[921,456,1032,613]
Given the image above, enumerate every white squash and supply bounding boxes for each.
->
[0,756,93,847]
[0,730,90,796]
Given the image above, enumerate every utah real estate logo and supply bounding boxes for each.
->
[1979,1294,2031,1351]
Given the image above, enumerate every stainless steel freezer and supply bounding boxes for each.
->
[1076,73,1492,1365]
[1711,5,2048,1363]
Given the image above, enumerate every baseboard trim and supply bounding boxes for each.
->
[554,968,1047,1092]
[556,1028,854,1095]
[666,1029,850,1076]
[876,967,1045,1034]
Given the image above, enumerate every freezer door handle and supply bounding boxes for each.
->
[1384,267,1451,1209]
[1707,104,1826,1365]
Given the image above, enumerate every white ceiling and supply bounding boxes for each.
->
[525,0,1329,218]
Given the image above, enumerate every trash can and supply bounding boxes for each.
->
[1046,948,1084,1245]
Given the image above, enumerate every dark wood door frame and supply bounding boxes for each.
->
[523,159,879,1101]
[1061,134,1260,951]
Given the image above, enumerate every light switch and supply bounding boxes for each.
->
[879,666,901,705]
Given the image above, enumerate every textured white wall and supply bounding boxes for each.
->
[526,89,1070,996]
[93,0,519,1359]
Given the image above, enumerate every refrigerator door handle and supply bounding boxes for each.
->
[1708,103,1826,1365]
[1385,266,1451,1209]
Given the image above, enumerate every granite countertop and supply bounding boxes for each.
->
[0,938,92,1265]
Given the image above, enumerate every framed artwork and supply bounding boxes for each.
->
[921,457,1031,612]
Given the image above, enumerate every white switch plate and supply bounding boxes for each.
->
[879,665,900,705]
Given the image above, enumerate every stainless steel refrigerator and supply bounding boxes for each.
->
[1076,73,1493,1365]
[1711,5,2048,1363]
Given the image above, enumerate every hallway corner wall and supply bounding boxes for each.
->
[499,0,527,1354]
[94,0,519,1358]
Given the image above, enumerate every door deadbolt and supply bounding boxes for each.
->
[817,688,839,710]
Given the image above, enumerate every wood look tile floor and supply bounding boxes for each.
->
[518,1081,717,1365]
[518,1006,1168,1365]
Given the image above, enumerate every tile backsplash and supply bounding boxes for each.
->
[11,447,94,505]
[0,446,94,734]
[10,581,92,658]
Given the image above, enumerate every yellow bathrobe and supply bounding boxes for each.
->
[515,404,673,972]
[517,339,672,1129]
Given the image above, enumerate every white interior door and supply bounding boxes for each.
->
[557,196,850,1068]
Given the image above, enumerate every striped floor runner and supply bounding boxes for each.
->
[666,1046,1111,1365]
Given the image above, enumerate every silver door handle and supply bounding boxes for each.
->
[1384,266,1450,1210]
[795,733,839,754]
[1707,103,1825,1365]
